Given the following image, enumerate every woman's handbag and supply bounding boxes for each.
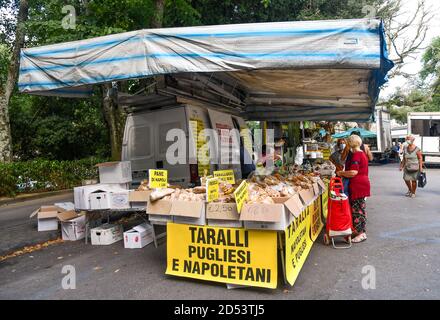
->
[404,146,420,172]
[405,162,419,172]
[418,171,427,188]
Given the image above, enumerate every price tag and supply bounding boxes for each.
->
[206,177,219,202]
[149,169,168,189]
[234,180,249,213]
[200,175,213,186]
[213,169,235,185]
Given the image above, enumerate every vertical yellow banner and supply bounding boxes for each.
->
[285,206,313,286]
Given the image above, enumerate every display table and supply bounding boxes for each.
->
[164,193,326,289]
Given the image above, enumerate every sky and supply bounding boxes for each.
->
[381,0,440,98]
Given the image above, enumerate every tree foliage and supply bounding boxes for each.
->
[1,0,407,160]
[421,37,440,95]
[0,44,10,92]
[9,93,109,160]
[384,37,440,124]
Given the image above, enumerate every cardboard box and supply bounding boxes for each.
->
[74,184,128,210]
[298,188,316,206]
[241,194,305,231]
[171,201,206,226]
[54,202,75,211]
[90,223,123,245]
[109,190,130,209]
[147,200,173,224]
[96,161,132,184]
[317,179,327,195]
[29,205,64,231]
[206,202,242,228]
[312,183,320,197]
[129,190,151,209]
[59,211,87,241]
[90,191,111,210]
[123,223,154,249]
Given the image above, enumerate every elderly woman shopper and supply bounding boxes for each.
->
[400,135,423,198]
[336,134,370,243]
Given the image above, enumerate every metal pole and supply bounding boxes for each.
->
[301,121,306,163]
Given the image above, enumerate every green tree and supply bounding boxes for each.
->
[3,0,407,161]
[0,0,28,162]
[9,93,109,160]
[190,0,381,25]
[421,37,440,107]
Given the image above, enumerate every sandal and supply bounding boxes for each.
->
[352,233,367,243]
[405,191,412,197]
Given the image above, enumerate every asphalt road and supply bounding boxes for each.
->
[0,193,74,255]
[0,164,439,300]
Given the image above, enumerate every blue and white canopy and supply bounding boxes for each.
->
[18,18,394,121]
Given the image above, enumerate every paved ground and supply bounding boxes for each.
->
[0,193,73,255]
[0,164,439,300]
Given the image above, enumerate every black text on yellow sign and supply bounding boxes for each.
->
[206,177,219,202]
[166,223,278,289]
[285,205,313,286]
[213,169,235,185]
[149,169,168,189]
[234,180,249,213]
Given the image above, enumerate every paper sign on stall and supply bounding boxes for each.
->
[200,175,213,186]
[166,223,277,289]
[234,180,248,213]
[206,177,219,202]
[149,169,168,189]
[213,170,235,185]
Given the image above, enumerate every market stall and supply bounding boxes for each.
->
[19,18,393,290]
[142,168,328,288]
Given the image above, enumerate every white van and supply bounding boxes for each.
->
[121,103,253,188]
[407,112,440,163]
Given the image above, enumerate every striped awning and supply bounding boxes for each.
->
[18,18,394,121]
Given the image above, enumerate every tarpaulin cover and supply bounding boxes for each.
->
[332,127,377,138]
[18,18,394,121]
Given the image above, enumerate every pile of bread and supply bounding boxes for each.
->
[139,171,319,205]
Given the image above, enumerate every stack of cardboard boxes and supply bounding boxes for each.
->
[74,161,132,211]
[30,202,87,241]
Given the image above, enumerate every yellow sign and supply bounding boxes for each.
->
[234,180,248,213]
[285,206,313,286]
[190,118,210,177]
[321,191,329,220]
[310,199,324,242]
[149,169,168,189]
[206,177,219,202]
[213,169,235,185]
[166,223,278,289]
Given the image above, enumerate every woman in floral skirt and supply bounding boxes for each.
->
[336,134,371,243]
